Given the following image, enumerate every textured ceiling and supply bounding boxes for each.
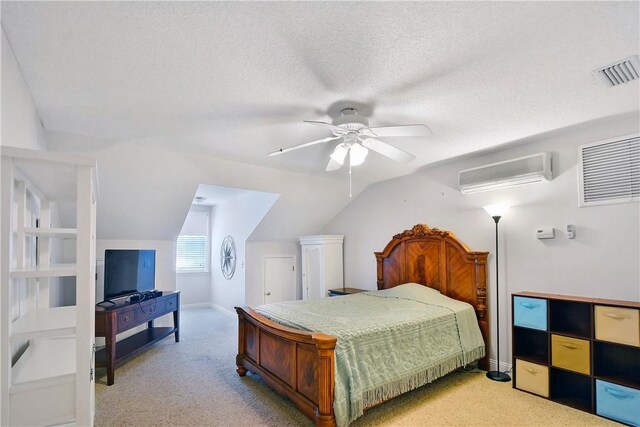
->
[2,1,639,184]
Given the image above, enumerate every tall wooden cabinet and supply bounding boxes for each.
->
[1,147,97,426]
[298,235,344,300]
[512,292,640,426]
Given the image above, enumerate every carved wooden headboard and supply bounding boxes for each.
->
[375,224,489,369]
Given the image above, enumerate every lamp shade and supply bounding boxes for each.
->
[330,144,349,165]
[349,143,369,166]
[483,204,510,217]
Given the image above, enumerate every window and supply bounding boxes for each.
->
[176,235,207,272]
[176,209,209,273]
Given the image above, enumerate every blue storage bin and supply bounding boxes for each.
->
[596,380,640,427]
[514,296,547,331]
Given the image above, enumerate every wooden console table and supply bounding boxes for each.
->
[95,291,180,385]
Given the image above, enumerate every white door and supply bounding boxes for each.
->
[302,245,324,300]
[264,256,297,304]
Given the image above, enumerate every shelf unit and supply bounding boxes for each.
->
[1,147,97,426]
[512,292,640,426]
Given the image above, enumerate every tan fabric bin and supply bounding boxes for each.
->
[551,335,590,375]
[595,305,640,347]
[515,359,549,397]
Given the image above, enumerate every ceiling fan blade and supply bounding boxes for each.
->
[268,136,341,156]
[368,124,433,138]
[303,120,346,134]
[326,157,342,172]
[361,138,416,163]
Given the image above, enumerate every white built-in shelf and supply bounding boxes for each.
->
[11,306,76,341]
[23,228,77,238]
[10,337,76,394]
[10,264,77,278]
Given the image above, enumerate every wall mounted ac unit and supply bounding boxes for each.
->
[458,152,552,194]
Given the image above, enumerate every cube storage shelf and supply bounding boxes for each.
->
[512,291,640,427]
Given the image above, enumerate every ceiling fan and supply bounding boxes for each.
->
[268,108,432,171]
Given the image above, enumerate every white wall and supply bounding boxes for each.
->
[210,191,279,313]
[177,273,211,306]
[1,27,47,150]
[322,114,640,369]
[245,241,301,308]
[46,135,367,242]
[176,205,212,306]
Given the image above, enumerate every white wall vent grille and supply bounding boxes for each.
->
[579,134,640,206]
[593,55,640,87]
[458,152,552,194]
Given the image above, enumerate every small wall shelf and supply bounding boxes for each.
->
[23,227,77,238]
[10,263,78,278]
[11,306,77,340]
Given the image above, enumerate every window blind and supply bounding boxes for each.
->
[176,235,207,272]
[579,134,640,206]
[177,209,210,272]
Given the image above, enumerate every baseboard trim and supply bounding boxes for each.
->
[181,302,214,310]
[210,303,236,318]
[488,358,513,373]
[180,302,236,318]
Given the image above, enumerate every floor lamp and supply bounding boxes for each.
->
[483,204,511,382]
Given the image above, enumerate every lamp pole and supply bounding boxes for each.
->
[483,204,511,382]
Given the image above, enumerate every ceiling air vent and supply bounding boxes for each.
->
[593,55,640,87]
[578,134,640,207]
[459,152,552,194]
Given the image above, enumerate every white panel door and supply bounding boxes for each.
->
[264,256,296,304]
[302,245,324,300]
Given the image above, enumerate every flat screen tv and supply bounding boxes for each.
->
[104,249,156,300]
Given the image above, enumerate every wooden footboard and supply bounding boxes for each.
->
[235,306,337,427]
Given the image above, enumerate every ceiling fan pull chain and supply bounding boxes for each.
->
[349,161,353,198]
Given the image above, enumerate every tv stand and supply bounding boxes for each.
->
[95,291,180,385]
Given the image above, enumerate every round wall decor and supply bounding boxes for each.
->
[220,235,236,279]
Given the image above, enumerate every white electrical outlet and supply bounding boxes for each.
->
[567,224,576,239]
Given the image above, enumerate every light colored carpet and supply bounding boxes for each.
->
[95,308,619,426]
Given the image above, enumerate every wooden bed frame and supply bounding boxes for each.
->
[235,224,489,426]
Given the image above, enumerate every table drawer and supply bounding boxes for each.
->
[551,335,590,375]
[134,302,163,323]
[165,295,178,312]
[596,379,640,426]
[515,359,549,397]
[514,296,548,331]
[595,305,640,347]
[116,309,135,333]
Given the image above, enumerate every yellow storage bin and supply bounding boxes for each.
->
[551,335,590,375]
[516,359,549,397]
[595,305,640,347]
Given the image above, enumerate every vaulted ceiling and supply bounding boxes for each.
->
[2,2,639,186]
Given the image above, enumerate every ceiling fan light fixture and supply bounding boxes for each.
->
[330,144,349,165]
[349,143,368,166]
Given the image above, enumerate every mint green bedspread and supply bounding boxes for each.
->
[255,283,485,427]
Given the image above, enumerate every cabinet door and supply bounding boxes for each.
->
[302,245,325,300]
